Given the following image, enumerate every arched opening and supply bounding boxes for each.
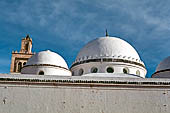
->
[38,71,44,75]
[18,62,22,72]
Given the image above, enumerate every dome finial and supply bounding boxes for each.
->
[106,29,109,37]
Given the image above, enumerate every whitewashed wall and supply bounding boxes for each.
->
[0,81,169,113]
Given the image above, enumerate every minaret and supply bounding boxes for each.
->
[10,35,35,74]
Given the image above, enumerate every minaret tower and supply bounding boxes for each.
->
[10,35,35,74]
[20,35,32,54]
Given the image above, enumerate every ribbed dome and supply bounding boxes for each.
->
[75,37,141,63]
[156,56,170,72]
[26,50,68,69]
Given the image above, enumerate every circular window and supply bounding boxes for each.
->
[39,71,44,75]
[136,70,140,75]
[79,69,84,75]
[91,67,98,73]
[106,67,114,73]
[123,68,129,74]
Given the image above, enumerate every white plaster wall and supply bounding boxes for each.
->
[0,83,169,113]
[71,62,146,78]
[21,66,71,76]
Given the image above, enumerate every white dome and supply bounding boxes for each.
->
[156,56,170,72]
[26,50,68,69]
[76,37,141,62]
[71,36,146,78]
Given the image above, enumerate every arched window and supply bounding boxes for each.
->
[91,67,98,73]
[38,71,44,75]
[79,69,84,75]
[106,67,114,73]
[123,68,129,74]
[18,62,22,72]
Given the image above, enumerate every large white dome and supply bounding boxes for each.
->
[156,56,170,72]
[71,36,146,78]
[76,37,141,62]
[26,50,68,69]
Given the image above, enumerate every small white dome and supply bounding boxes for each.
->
[76,37,140,62]
[156,56,170,72]
[22,50,71,76]
[26,50,68,69]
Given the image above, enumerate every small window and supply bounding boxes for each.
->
[79,69,84,75]
[91,67,98,73]
[106,67,114,73]
[123,68,129,74]
[136,70,140,75]
[39,71,44,75]
[23,62,26,66]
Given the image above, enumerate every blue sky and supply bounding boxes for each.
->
[0,0,170,77]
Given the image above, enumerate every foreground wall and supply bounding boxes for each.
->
[0,74,170,113]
